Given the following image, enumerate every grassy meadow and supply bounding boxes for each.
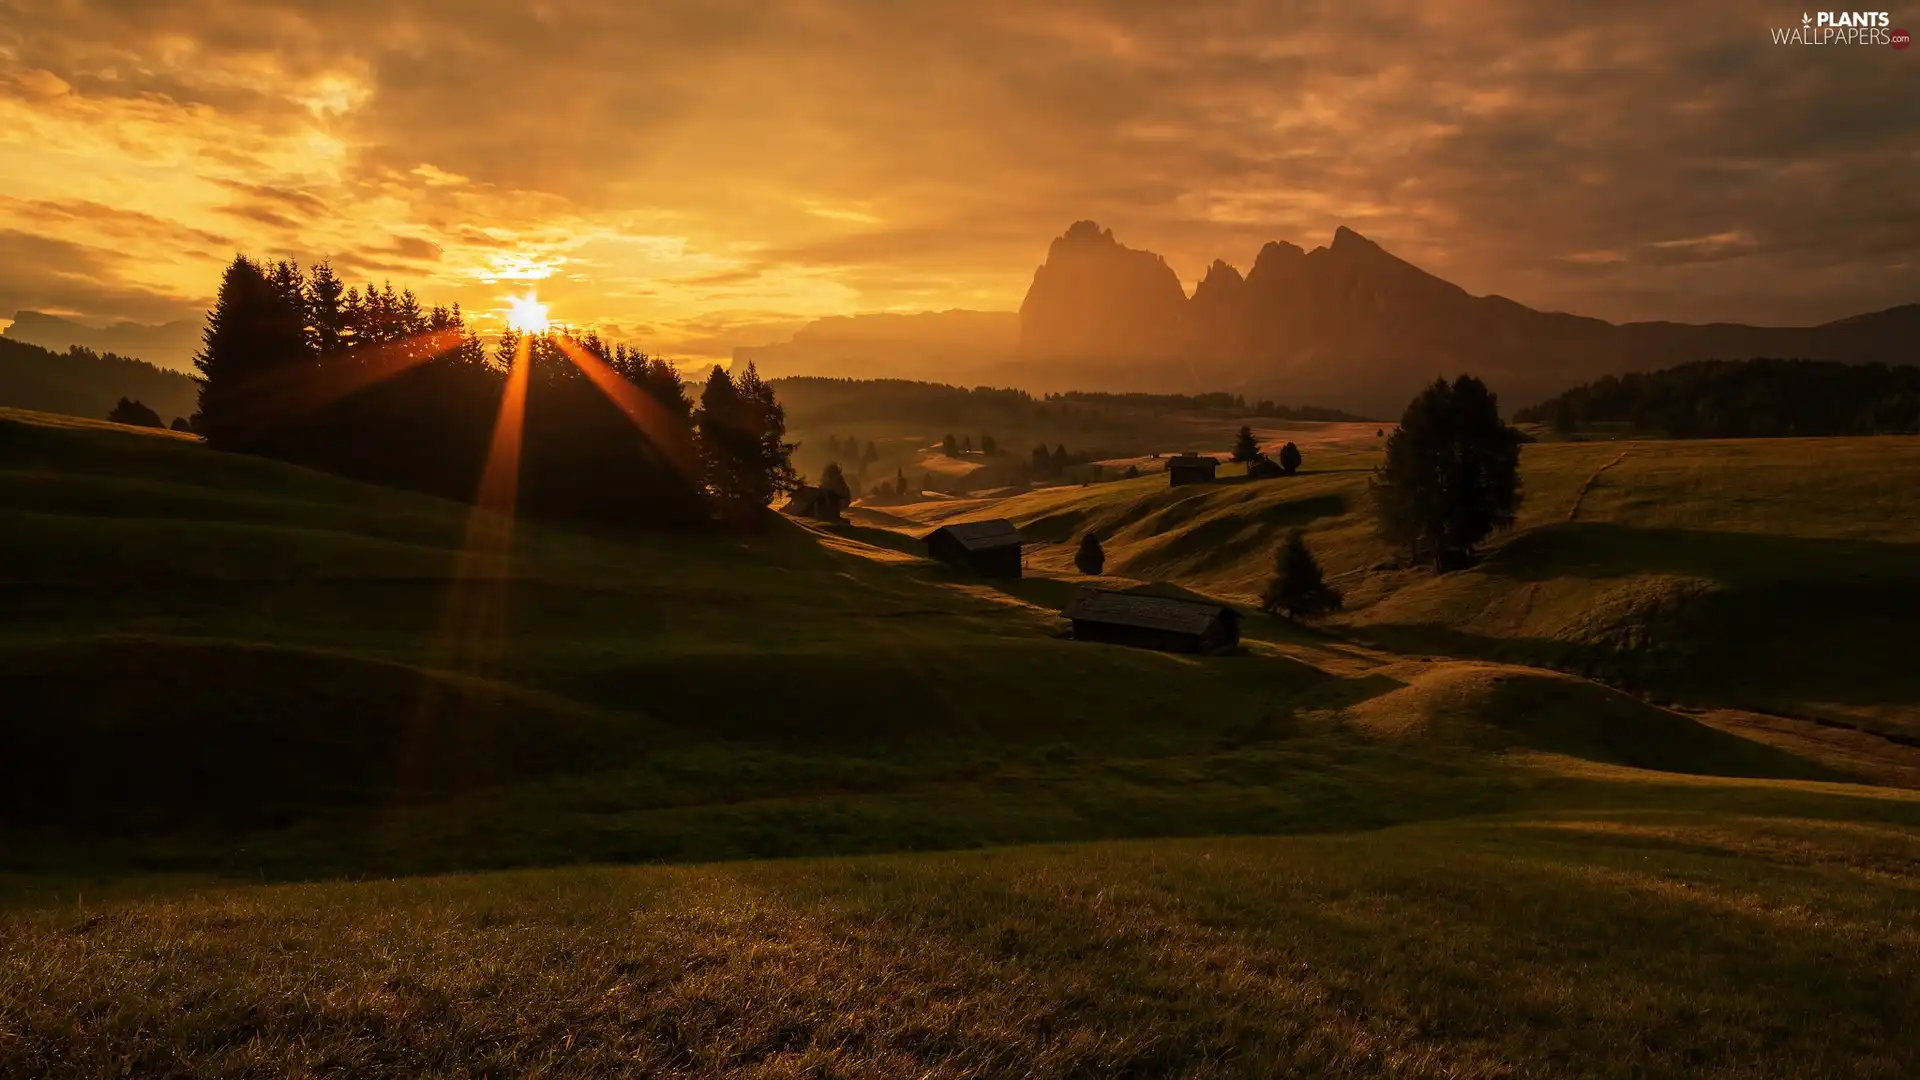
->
[879,434,1920,744]
[3,406,1919,1076]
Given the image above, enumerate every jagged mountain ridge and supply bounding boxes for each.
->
[1018,220,1919,415]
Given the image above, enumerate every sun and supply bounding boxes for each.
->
[505,292,550,334]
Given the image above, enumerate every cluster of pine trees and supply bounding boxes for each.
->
[1514,358,1920,437]
[190,256,794,526]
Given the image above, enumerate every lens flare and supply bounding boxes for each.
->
[505,292,550,334]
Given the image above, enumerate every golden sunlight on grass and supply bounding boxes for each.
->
[505,291,551,334]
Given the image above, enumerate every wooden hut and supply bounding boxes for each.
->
[922,518,1023,578]
[782,484,848,522]
[1061,587,1240,654]
[1165,453,1220,487]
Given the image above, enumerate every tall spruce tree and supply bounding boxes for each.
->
[735,361,797,505]
[193,255,310,453]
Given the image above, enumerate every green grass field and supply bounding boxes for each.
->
[3,408,1918,1076]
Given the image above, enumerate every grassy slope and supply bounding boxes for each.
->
[879,437,1920,740]
[6,411,1920,1076]
[0,410,1529,877]
[7,807,1920,1078]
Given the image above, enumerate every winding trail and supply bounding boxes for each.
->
[1567,449,1631,522]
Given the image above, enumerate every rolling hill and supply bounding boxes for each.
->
[5,409,1920,1077]
[882,431,1920,747]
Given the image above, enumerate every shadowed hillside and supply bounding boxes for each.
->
[0,337,200,424]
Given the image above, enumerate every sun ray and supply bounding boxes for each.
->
[551,335,701,480]
[435,332,532,669]
[400,332,533,794]
[215,327,467,438]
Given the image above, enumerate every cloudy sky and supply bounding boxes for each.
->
[1,0,1914,363]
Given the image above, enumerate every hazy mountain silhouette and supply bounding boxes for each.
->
[1017,221,1920,416]
[733,309,1019,382]
[1019,221,1189,362]
[4,310,203,373]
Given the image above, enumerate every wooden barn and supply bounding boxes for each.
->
[781,484,848,522]
[1165,453,1220,487]
[922,518,1023,578]
[1061,587,1240,654]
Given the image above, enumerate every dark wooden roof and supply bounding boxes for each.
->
[922,518,1022,552]
[1165,454,1219,469]
[1061,588,1237,635]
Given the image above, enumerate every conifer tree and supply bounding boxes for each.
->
[1232,425,1260,463]
[1262,529,1342,619]
[695,365,752,506]
[1074,532,1105,575]
[192,255,309,453]
[304,261,349,356]
[736,361,797,504]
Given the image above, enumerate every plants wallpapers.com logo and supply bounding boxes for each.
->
[1770,11,1908,45]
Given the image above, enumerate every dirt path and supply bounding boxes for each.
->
[1567,449,1631,522]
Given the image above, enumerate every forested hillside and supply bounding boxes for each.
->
[1515,358,1920,436]
[0,337,200,425]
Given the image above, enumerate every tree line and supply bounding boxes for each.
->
[190,255,794,527]
[1513,358,1920,437]
[1053,390,1367,422]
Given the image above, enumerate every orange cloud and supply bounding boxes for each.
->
[0,0,1913,353]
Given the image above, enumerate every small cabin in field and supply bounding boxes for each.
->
[922,518,1023,578]
[1061,587,1240,654]
[782,484,848,522]
[1165,453,1219,487]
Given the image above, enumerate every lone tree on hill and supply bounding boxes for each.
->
[1262,529,1342,619]
[962,434,973,453]
[1279,441,1302,475]
[107,397,163,428]
[943,433,960,457]
[1370,374,1523,571]
[1231,425,1260,463]
[1075,532,1105,575]
[981,433,998,456]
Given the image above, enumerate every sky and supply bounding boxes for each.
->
[0,0,1914,365]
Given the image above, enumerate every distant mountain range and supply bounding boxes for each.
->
[739,222,1919,418]
[3,310,203,373]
